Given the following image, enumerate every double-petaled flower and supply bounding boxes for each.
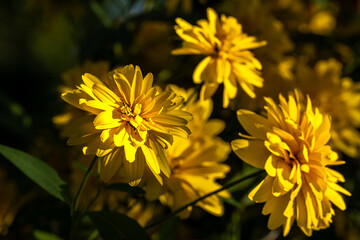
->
[172,8,266,108]
[232,91,350,236]
[62,65,193,185]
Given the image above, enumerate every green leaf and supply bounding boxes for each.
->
[74,161,88,172]
[88,211,150,240]
[105,183,145,194]
[33,230,63,240]
[0,144,72,205]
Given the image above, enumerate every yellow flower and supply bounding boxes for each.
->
[145,86,231,218]
[295,59,360,158]
[231,91,351,236]
[172,8,266,108]
[61,64,193,185]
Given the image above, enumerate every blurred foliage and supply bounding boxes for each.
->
[0,0,360,239]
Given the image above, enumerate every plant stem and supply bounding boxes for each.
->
[72,155,98,216]
[70,156,98,240]
[84,159,102,213]
[144,169,264,230]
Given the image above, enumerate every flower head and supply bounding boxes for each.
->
[172,8,266,108]
[295,59,360,157]
[231,91,351,236]
[145,86,231,218]
[61,64,193,185]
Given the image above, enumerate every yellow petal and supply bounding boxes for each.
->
[93,110,121,130]
[264,155,278,177]
[100,149,123,182]
[204,119,226,136]
[175,17,194,30]
[206,8,218,33]
[123,150,144,186]
[276,160,295,191]
[82,73,103,87]
[130,66,143,105]
[151,114,188,126]
[231,139,268,169]
[237,109,271,139]
[124,144,137,163]
[113,123,130,147]
[325,186,347,210]
[140,144,160,174]
[92,83,120,104]
[193,56,212,84]
[248,176,273,202]
[200,83,219,101]
[150,140,171,178]
[141,73,153,95]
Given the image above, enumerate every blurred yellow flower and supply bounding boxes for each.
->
[172,8,266,108]
[232,91,351,236]
[145,86,231,218]
[126,201,164,227]
[61,64,193,185]
[308,10,336,35]
[295,59,360,158]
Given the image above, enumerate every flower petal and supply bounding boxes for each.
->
[231,139,268,169]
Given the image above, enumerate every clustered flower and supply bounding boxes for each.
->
[54,6,352,238]
[144,85,231,218]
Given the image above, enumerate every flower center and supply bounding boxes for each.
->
[118,103,144,129]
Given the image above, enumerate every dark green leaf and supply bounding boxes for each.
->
[0,144,72,205]
[74,161,88,172]
[33,230,63,240]
[105,183,145,194]
[88,211,150,240]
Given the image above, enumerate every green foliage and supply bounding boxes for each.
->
[0,144,72,205]
[33,230,64,240]
[88,211,151,240]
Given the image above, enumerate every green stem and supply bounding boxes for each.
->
[70,156,98,240]
[144,169,264,230]
[72,155,98,216]
[84,159,102,213]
